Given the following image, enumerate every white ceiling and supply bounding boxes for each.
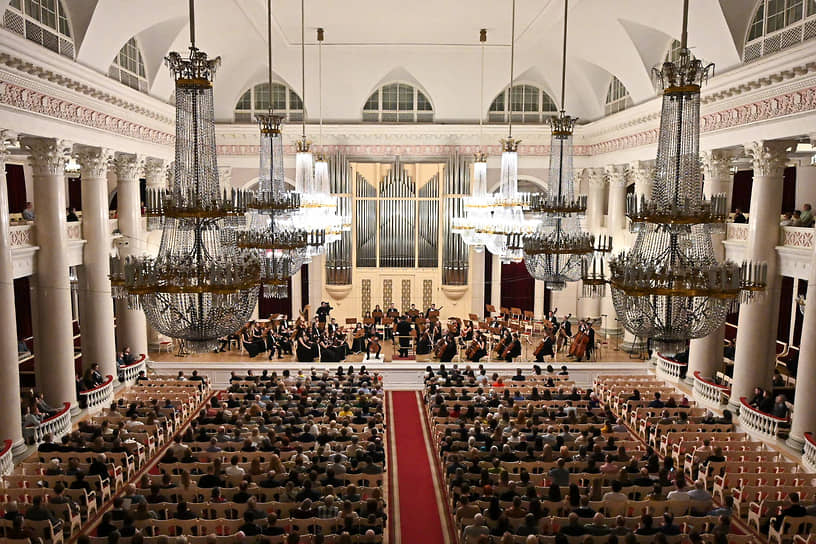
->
[60,0,753,123]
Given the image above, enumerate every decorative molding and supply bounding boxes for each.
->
[422,279,433,311]
[217,142,565,158]
[0,77,174,147]
[745,140,792,178]
[113,153,144,181]
[401,279,411,311]
[361,279,371,315]
[700,149,736,181]
[143,157,166,187]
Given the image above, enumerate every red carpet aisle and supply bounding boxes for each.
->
[387,391,452,544]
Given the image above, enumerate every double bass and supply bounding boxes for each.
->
[569,329,590,360]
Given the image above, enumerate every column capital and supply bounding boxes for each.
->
[166,161,175,188]
[21,137,72,176]
[582,167,606,188]
[143,157,166,188]
[218,165,232,188]
[626,160,655,182]
[605,164,627,187]
[744,141,791,178]
[700,149,736,181]
[0,130,18,162]
[74,145,113,179]
[113,152,145,181]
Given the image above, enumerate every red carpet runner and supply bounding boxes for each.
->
[387,391,452,544]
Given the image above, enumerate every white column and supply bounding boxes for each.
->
[788,240,816,449]
[470,250,485,319]
[578,169,606,320]
[0,132,24,454]
[688,150,734,382]
[490,253,501,313]
[309,254,324,313]
[602,165,627,335]
[534,279,546,318]
[75,146,117,379]
[22,137,78,414]
[291,269,303,320]
[113,153,148,357]
[218,165,232,192]
[142,158,166,349]
[730,141,790,410]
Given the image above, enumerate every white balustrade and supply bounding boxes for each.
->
[656,353,686,382]
[79,374,114,414]
[23,402,71,445]
[120,354,147,385]
[0,440,12,476]
[692,371,730,408]
[738,397,788,438]
[804,433,816,473]
[726,223,749,242]
[726,224,814,249]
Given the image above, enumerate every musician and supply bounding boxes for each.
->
[585,322,596,361]
[437,332,458,363]
[264,326,278,360]
[365,335,382,361]
[319,334,341,363]
[425,303,438,318]
[351,324,366,354]
[327,318,339,336]
[395,315,414,358]
[467,332,487,363]
[372,304,384,325]
[316,301,333,324]
[461,320,474,342]
[561,315,572,337]
[408,304,420,322]
[386,303,400,319]
[535,332,555,362]
[242,323,263,358]
[275,321,293,356]
[417,326,433,355]
[295,329,314,363]
[504,332,522,362]
[547,310,558,327]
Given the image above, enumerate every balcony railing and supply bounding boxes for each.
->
[23,402,71,445]
[79,375,114,414]
[739,397,789,438]
[692,371,730,408]
[0,440,12,476]
[120,354,147,385]
[9,220,87,248]
[656,353,686,382]
[804,433,816,473]
[725,224,814,250]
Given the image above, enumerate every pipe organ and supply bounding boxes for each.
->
[325,152,352,285]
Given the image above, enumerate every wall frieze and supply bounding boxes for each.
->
[0,77,174,147]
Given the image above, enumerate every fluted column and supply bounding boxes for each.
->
[470,251,485,319]
[22,137,78,413]
[730,141,790,410]
[142,158,166,349]
[787,240,816,449]
[490,253,501,313]
[291,269,303,320]
[75,146,117,379]
[309,254,324,313]
[578,169,605,319]
[113,153,148,357]
[0,132,25,454]
[601,166,627,335]
[688,150,734,382]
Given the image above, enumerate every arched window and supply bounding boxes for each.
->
[233,83,303,123]
[4,0,73,58]
[743,0,816,62]
[109,38,147,93]
[605,76,632,115]
[665,39,683,64]
[488,84,557,124]
[362,83,433,122]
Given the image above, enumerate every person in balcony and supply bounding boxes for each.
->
[66,207,79,222]
[780,212,795,226]
[732,208,747,223]
[799,203,814,227]
[22,201,34,221]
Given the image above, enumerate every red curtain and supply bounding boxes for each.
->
[6,164,26,213]
[259,279,293,319]
[500,261,535,312]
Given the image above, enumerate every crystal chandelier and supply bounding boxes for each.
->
[599,0,766,355]
[522,0,599,291]
[453,30,491,252]
[111,0,260,352]
[235,0,308,299]
[473,1,536,264]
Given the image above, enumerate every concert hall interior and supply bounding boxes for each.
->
[3,1,816,543]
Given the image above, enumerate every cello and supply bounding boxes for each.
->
[434,337,450,359]
[569,327,590,360]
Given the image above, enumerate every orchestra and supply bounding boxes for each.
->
[215,305,599,365]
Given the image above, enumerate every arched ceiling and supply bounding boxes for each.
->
[61,0,752,123]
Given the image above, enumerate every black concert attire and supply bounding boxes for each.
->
[505,338,522,362]
[535,336,555,362]
[296,336,314,362]
[395,319,413,358]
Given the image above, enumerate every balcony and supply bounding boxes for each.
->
[725,223,814,250]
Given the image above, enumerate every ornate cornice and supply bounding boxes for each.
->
[74,145,113,179]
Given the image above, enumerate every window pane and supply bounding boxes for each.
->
[489,92,505,112]
[416,92,432,111]
[809,0,816,16]
[787,0,804,23]
[397,84,413,110]
[235,90,251,110]
[269,83,286,110]
[382,84,398,110]
[288,90,302,110]
[364,92,379,111]
[542,92,557,112]
[10,0,21,9]
[253,83,270,110]
[523,86,539,112]
[510,85,524,111]
[25,0,39,19]
[748,4,765,40]
[767,0,786,32]
[40,0,56,29]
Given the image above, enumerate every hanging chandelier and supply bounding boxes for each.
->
[235,0,309,299]
[522,0,603,291]
[111,0,260,352]
[472,1,536,264]
[287,2,341,260]
[592,0,766,355]
[453,30,491,253]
